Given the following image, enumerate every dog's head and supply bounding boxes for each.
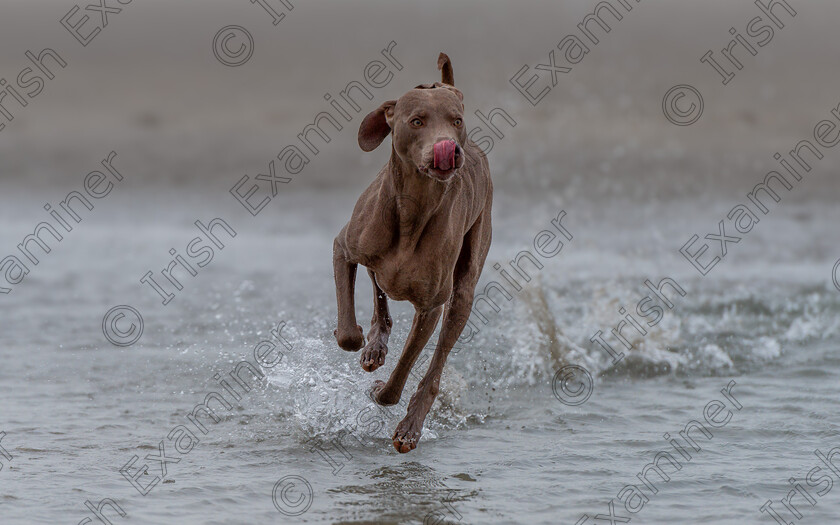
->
[358,53,466,182]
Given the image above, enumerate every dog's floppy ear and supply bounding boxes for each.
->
[441,84,464,103]
[414,81,464,104]
[358,100,396,152]
[438,52,454,86]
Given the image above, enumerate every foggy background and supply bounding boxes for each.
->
[2,0,838,197]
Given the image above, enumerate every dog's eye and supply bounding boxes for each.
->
[454,118,462,127]
[411,118,423,127]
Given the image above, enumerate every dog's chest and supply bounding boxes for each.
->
[372,256,452,306]
[358,231,459,307]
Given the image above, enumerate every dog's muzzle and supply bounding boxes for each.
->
[433,140,458,171]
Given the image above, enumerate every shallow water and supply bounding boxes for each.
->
[3,187,840,524]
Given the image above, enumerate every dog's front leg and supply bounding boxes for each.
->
[369,305,443,406]
[360,269,392,372]
[333,235,365,351]
[391,289,472,453]
[392,212,491,453]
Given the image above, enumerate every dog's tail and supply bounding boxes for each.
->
[438,52,454,86]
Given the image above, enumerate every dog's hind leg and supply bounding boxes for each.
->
[360,269,393,372]
[333,234,365,351]
[369,305,443,406]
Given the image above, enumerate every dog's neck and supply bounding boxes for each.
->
[384,147,453,236]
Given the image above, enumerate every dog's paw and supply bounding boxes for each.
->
[369,380,399,406]
[334,324,365,351]
[392,416,423,453]
[360,338,388,372]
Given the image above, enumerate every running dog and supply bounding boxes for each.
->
[332,52,492,453]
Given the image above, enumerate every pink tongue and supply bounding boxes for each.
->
[434,140,456,171]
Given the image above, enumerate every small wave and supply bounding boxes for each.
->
[464,278,840,385]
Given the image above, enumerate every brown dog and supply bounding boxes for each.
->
[332,53,493,453]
